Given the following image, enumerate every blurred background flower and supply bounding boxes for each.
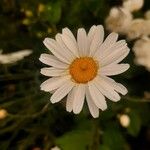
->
[133,37,150,71]
[123,0,144,12]
[0,109,8,120]
[0,49,32,64]
[0,0,150,150]
[119,114,130,128]
[105,7,133,34]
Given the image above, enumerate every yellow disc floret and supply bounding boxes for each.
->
[69,57,98,83]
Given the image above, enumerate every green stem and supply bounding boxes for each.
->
[124,96,150,103]
[90,119,100,150]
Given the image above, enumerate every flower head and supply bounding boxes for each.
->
[105,7,132,34]
[133,37,150,71]
[39,25,130,118]
[123,0,144,12]
[127,19,150,40]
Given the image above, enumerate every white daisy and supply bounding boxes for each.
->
[39,25,130,118]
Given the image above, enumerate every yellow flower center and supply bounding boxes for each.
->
[69,57,98,83]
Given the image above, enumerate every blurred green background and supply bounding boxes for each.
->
[0,0,150,150]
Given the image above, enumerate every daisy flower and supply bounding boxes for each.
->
[39,25,130,118]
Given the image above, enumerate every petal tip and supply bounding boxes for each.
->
[101,106,107,111]
[92,114,99,118]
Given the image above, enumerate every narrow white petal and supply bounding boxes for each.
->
[62,28,77,45]
[50,89,56,94]
[89,25,104,56]
[100,40,127,60]
[88,25,97,42]
[43,38,70,63]
[77,28,88,56]
[86,87,99,118]
[62,34,79,57]
[100,64,130,76]
[101,76,128,95]
[66,88,76,112]
[102,32,118,50]
[39,54,68,69]
[94,32,118,59]
[73,84,86,114]
[50,80,74,103]
[101,47,130,67]
[111,48,130,64]
[95,77,121,102]
[88,81,107,110]
[40,75,70,92]
[55,33,76,60]
[114,83,127,95]
[40,67,68,77]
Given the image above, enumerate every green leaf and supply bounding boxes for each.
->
[127,110,141,137]
[56,119,93,150]
[103,127,126,150]
[99,145,110,150]
[56,130,92,150]
[41,2,62,23]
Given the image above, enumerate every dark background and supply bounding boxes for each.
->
[0,0,150,150]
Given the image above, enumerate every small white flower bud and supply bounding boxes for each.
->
[51,146,61,150]
[119,114,130,128]
[0,109,8,120]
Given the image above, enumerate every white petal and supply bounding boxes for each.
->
[101,76,128,95]
[102,32,118,50]
[88,25,97,42]
[40,67,68,77]
[77,28,88,56]
[100,64,130,76]
[100,47,130,67]
[111,48,130,64]
[89,25,104,56]
[114,83,127,95]
[61,34,79,57]
[88,81,107,110]
[50,80,74,103]
[86,87,99,118]
[40,75,70,92]
[66,88,76,112]
[39,54,68,69]
[94,32,118,59]
[95,77,121,102]
[100,40,127,60]
[73,84,86,114]
[55,33,76,60]
[43,38,70,63]
[62,28,77,45]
